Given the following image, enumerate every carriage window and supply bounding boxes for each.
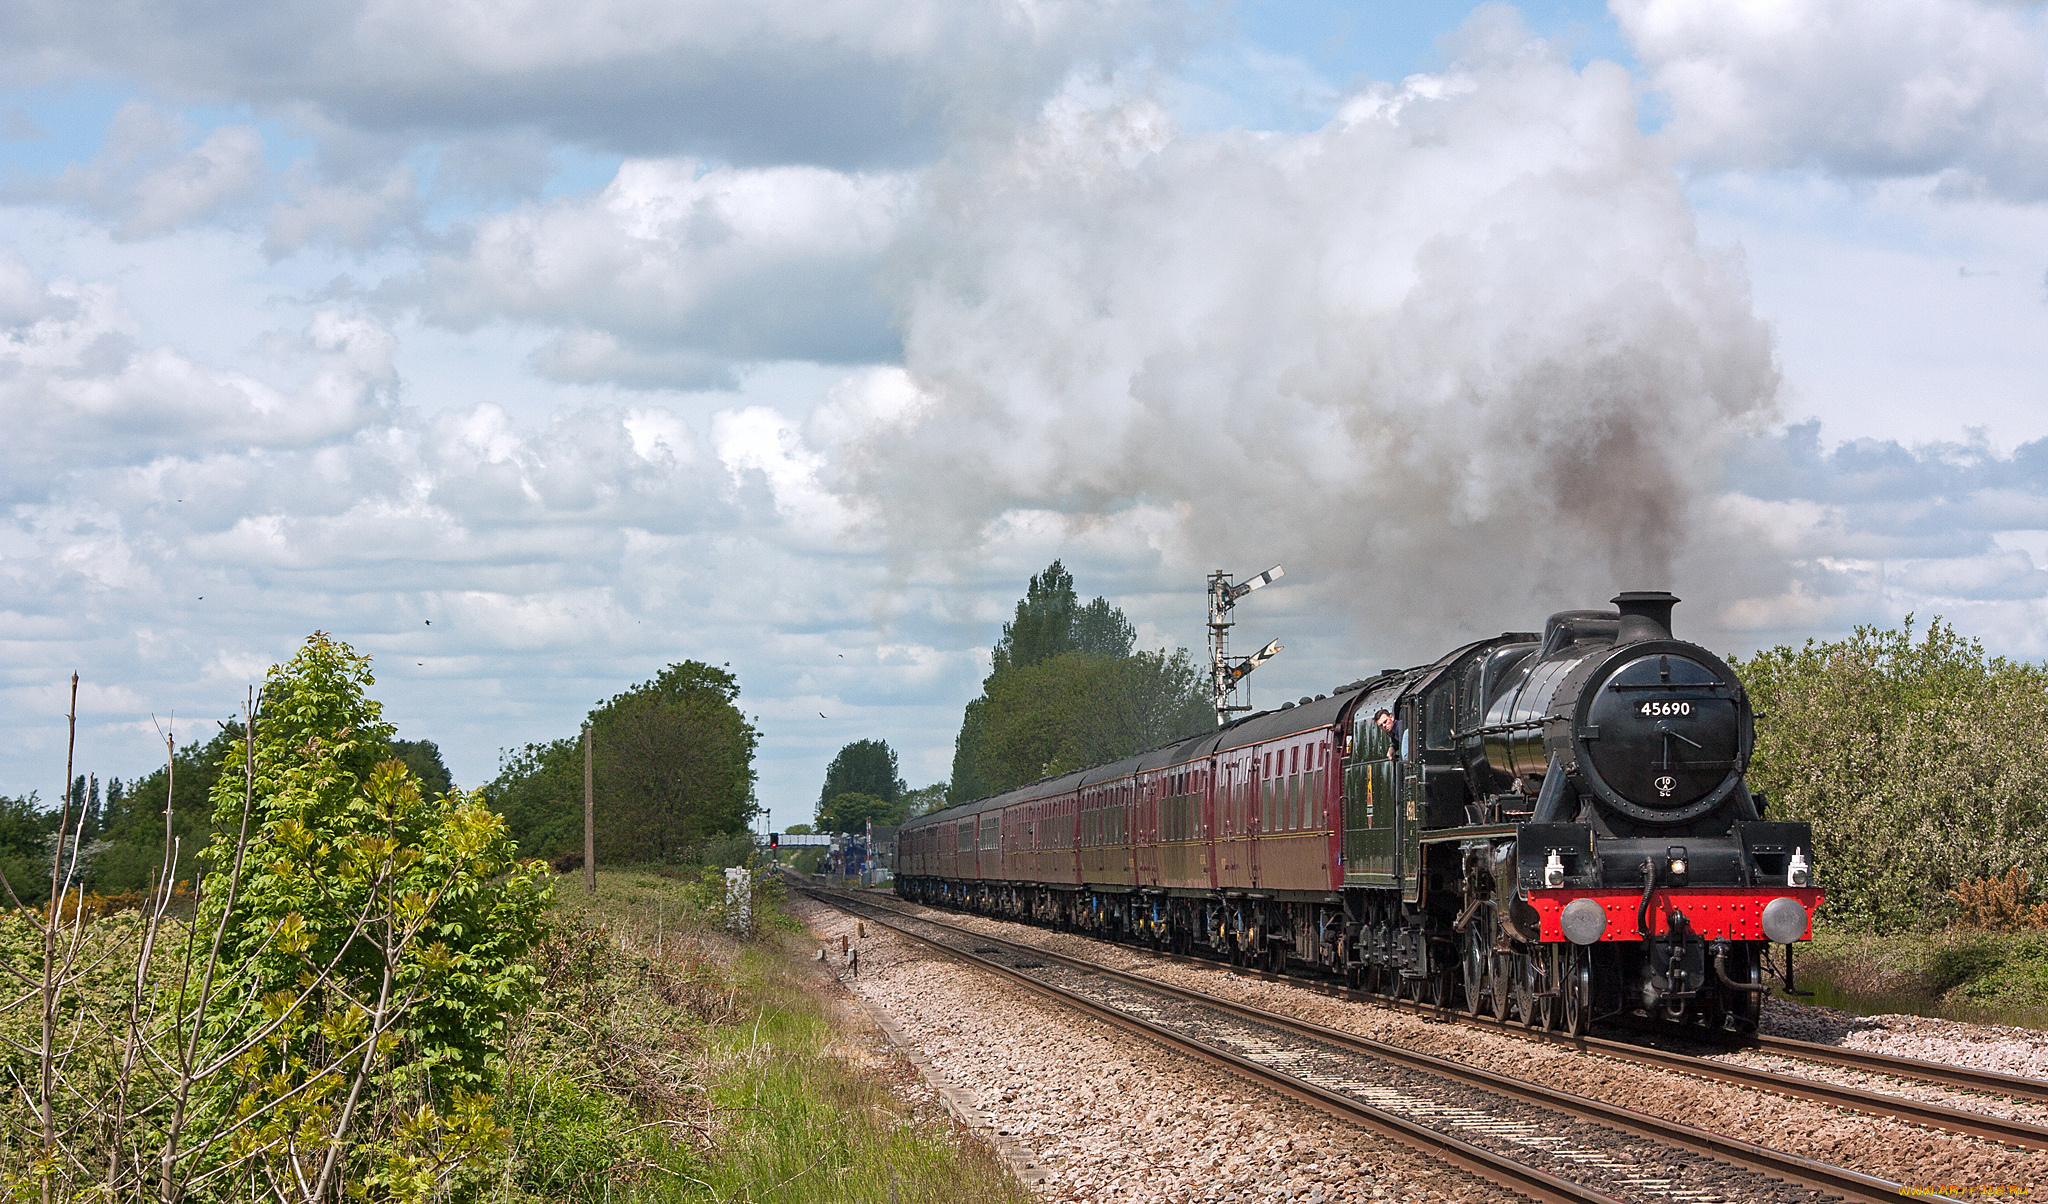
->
[1289,745,1302,829]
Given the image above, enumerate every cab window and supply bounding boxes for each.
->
[1424,685,1454,750]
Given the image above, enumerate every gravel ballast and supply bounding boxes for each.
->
[794,896,1502,1203]
[842,894,2048,1194]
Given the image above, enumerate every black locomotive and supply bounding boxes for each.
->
[898,591,1820,1033]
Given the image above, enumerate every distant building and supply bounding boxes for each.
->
[868,823,899,872]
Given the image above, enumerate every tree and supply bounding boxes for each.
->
[989,560,1135,675]
[818,739,904,815]
[88,726,456,893]
[589,661,760,863]
[391,738,455,797]
[0,792,57,905]
[970,649,1210,794]
[201,634,551,1095]
[1736,617,2048,931]
[901,783,948,817]
[817,791,907,833]
[950,562,1208,803]
[88,722,244,894]
[485,737,583,860]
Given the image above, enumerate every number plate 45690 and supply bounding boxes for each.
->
[1637,701,1692,717]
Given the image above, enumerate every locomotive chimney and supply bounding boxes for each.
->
[1611,591,1678,644]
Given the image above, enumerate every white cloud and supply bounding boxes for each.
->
[415,159,913,387]
[1617,0,2048,196]
[4,102,266,238]
[0,255,396,492]
[0,0,1167,168]
[265,164,420,257]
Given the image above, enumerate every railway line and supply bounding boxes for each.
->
[829,882,2048,1136]
[802,882,1921,1204]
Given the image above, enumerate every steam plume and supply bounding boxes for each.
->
[834,12,1780,653]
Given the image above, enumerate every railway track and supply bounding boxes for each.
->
[801,883,1907,1204]
[813,882,2048,1141]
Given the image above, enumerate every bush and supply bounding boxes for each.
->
[1926,935,2006,994]
[1947,867,2048,932]
[0,633,553,1203]
[200,633,554,1097]
[1736,617,2048,931]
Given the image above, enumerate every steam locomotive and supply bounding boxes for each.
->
[897,592,1820,1034]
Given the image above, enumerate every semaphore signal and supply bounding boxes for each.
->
[1206,565,1283,726]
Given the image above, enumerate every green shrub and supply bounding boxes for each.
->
[200,633,554,1098]
[1737,618,2048,932]
[497,1070,638,1202]
[1927,934,2005,993]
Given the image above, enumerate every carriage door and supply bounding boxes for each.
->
[1248,753,1264,888]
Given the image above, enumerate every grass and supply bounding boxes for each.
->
[1786,921,2048,1031]
[500,866,1032,1204]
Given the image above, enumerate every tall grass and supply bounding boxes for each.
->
[510,869,1030,1204]
[1791,922,2048,1030]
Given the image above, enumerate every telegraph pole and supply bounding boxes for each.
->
[583,723,595,895]
[1207,565,1284,725]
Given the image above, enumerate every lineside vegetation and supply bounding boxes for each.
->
[1736,616,2048,1020]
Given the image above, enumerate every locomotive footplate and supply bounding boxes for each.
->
[1522,886,1823,943]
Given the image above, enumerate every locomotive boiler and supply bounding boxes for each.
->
[896,591,1820,1034]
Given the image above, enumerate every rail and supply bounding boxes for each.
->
[803,883,1906,1204]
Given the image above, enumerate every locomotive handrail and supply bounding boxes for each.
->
[1447,716,1559,741]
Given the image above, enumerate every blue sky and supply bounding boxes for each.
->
[2,0,2046,830]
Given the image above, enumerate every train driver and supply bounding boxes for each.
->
[1372,709,1405,760]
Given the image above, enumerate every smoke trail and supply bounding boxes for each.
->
[830,10,1781,651]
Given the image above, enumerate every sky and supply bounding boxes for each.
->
[3,0,2046,831]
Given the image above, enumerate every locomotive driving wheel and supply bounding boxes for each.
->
[1561,944,1591,1038]
[1524,946,1557,1031]
[1509,950,1535,1028]
[1489,947,1513,1022]
[1460,914,1491,1016]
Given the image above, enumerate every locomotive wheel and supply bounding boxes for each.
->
[1561,945,1591,1038]
[1510,951,1536,1028]
[1727,947,1765,1032]
[1489,949,1513,1022]
[1460,916,1490,1016]
[1458,925,1490,1011]
[1525,947,1557,1031]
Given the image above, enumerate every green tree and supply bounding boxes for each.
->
[954,560,1152,802]
[485,737,583,860]
[88,722,244,894]
[1736,616,2048,931]
[589,661,760,863]
[901,783,948,817]
[89,725,457,894]
[817,791,907,833]
[989,560,1135,675]
[0,793,56,905]
[392,738,455,797]
[187,632,551,1195]
[201,634,551,1087]
[818,739,904,816]
[970,649,1210,793]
